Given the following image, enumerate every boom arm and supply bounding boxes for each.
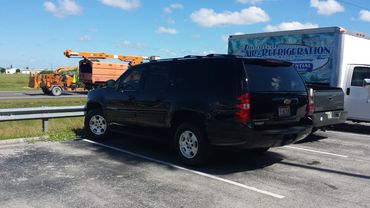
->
[64,49,149,66]
[54,66,78,74]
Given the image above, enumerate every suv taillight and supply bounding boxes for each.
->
[236,93,251,123]
[307,88,314,115]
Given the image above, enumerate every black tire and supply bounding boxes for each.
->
[41,87,51,95]
[174,122,211,165]
[247,147,270,154]
[51,86,62,96]
[85,109,110,139]
[311,127,318,134]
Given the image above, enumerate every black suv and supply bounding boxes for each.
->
[85,55,312,165]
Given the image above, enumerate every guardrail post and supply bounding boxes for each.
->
[42,118,49,133]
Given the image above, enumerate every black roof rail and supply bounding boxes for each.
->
[206,54,235,57]
[183,55,204,59]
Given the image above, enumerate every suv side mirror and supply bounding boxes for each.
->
[363,78,370,87]
[106,79,116,88]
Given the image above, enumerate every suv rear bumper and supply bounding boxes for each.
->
[207,123,312,148]
[312,110,347,128]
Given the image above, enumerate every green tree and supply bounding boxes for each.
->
[0,68,5,73]
[16,69,21,73]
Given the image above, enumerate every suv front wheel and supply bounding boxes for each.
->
[85,109,110,139]
[174,123,211,165]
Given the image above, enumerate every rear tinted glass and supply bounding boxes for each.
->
[245,64,306,92]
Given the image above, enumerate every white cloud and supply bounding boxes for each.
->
[359,10,370,22]
[264,21,319,32]
[236,0,264,4]
[100,0,140,10]
[79,35,91,42]
[190,7,269,27]
[118,40,146,49]
[44,0,81,18]
[222,35,228,42]
[167,18,176,24]
[160,48,177,56]
[164,3,184,13]
[156,26,178,34]
[88,28,99,32]
[164,7,172,13]
[222,32,244,42]
[170,3,183,9]
[192,34,201,39]
[310,0,344,16]
[202,50,215,55]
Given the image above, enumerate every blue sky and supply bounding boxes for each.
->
[0,0,369,69]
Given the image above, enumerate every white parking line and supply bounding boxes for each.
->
[284,146,348,158]
[83,139,285,199]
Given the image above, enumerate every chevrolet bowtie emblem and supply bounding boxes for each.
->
[283,99,292,105]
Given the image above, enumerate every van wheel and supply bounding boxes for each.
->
[174,123,211,165]
[85,109,110,139]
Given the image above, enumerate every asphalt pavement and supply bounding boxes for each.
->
[0,124,369,208]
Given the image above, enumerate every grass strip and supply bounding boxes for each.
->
[0,74,37,92]
[0,98,86,108]
[0,117,84,141]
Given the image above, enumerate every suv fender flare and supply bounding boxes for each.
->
[170,110,208,134]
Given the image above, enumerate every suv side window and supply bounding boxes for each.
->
[142,63,171,93]
[174,59,240,97]
[174,60,213,92]
[351,67,370,87]
[212,59,243,98]
[117,66,144,91]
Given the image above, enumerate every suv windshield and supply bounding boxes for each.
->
[245,64,306,92]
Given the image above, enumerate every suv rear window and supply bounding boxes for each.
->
[245,64,306,92]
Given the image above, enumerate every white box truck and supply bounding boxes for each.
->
[229,27,370,124]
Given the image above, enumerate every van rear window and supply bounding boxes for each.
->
[245,64,306,92]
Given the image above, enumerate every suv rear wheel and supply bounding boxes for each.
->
[85,109,110,139]
[174,122,211,165]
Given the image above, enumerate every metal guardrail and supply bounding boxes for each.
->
[0,105,85,132]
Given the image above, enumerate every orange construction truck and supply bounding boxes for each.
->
[64,49,159,89]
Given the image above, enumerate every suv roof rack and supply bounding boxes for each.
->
[183,55,204,59]
[206,54,235,57]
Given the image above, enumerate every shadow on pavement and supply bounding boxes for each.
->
[23,92,45,96]
[295,133,327,144]
[279,161,370,180]
[23,91,87,96]
[81,132,285,175]
[331,122,370,136]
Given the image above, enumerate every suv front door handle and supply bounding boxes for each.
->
[346,88,350,95]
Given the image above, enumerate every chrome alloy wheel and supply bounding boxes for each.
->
[179,130,199,159]
[89,115,107,135]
